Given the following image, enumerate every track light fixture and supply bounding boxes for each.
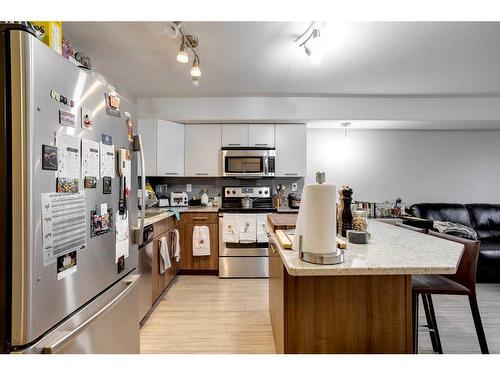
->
[296,22,326,64]
[170,22,202,86]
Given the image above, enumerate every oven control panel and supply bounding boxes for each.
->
[224,186,271,198]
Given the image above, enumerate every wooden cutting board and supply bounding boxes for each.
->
[267,213,298,232]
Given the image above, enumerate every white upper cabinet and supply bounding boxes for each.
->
[156,120,185,176]
[184,124,222,176]
[222,124,248,147]
[249,124,275,147]
[275,124,307,177]
[137,119,158,177]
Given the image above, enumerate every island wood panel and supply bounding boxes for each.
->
[268,241,285,353]
[269,254,413,353]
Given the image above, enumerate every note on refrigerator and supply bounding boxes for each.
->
[115,211,129,263]
[41,192,87,266]
[81,139,100,179]
[100,142,115,178]
[56,133,80,178]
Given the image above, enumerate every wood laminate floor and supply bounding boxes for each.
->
[140,275,500,354]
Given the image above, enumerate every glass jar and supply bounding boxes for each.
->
[352,210,369,232]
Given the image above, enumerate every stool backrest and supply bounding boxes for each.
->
[428,231,480,294]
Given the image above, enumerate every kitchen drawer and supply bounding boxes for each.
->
[181,212,218,224]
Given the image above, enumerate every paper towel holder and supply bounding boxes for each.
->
[298,235,344,265]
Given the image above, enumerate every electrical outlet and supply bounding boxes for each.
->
[186,184,192,192]
[291,183,298,192]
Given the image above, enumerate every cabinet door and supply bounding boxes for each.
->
[275,124,307,177]
[179,220,218,271]
[249,124,275,147]
[184,124,222,177]
[222,124,248,147]
[137,119,157,176]
[156,120,185,177]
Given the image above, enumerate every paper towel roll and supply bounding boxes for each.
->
[292,183,337,254]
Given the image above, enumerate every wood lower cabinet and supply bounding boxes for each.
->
[179,212,219,271]
[268,239,285,353]
[151,216,179,303]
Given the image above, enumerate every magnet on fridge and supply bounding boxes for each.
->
[103,176,112,194]
[42,144,58,170]
[117,255,125,274]
[101,133,112,145]
[81,107,93,129]
[126,118,133,142]
[84,176,97,188]
[59,110,76,127]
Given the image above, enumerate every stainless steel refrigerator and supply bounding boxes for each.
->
[0,24,145,353]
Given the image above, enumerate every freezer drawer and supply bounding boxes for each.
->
[219,257,269,278]
[16,274,140,354]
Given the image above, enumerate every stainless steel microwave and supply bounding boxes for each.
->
[221,148,276,177]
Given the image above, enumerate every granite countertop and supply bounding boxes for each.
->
[140,206,220,226]
[273,220,464,276]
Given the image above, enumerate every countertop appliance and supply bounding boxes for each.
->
[219,186,275,278]
[288,192,302,209]
[170,191,188,207]
[138,225,154,321]
[221,148,275,178]
[0,25,144,353]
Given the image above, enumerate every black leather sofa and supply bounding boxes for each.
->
[410,203,500,283]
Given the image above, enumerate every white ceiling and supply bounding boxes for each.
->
[63,22,500,98]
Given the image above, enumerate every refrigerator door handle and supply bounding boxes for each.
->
[134,134,146,245]
[41,275,140,354]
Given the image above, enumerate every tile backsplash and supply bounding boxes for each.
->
[145,176,304,200]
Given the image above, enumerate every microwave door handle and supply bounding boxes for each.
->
[134,134,146,245]
[264,156,269,175]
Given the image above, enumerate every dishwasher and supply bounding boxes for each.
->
[138,224,154,322]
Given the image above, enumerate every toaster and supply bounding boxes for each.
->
[170,192,188,207]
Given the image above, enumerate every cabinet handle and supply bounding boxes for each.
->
[193,216,208,220]
[285,173,298,176]
[195,173,209,176]
[254,143,268,146]
[164,172,178,175]
[227,143,241,146]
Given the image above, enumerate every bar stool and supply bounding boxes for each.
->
[412,231,489,354]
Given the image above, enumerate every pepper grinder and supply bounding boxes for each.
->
[340,186,353,237]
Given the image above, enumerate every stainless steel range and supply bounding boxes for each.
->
[219,186,276,278]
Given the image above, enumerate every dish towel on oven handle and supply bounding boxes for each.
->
[239,214,257,243]
[159,236,171,273]
[222,214,240,243]
[256,214,268,242]
[193,225,211,256]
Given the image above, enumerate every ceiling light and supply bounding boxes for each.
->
[190,56,201,77]
[176,39,189,63]
[296,22,326,64]
[192,77,199,87]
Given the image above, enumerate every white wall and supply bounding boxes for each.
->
[138,96,500,122]
[307,129,500,204]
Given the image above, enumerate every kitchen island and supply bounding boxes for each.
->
[268,216,464,354]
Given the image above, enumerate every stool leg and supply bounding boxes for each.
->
[422,294,439,353]
[413,292,419,354]
[468,295,489,354]
[426,295,443,354]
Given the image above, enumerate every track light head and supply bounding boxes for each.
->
[176,39,189,63]
[191,55,201,77]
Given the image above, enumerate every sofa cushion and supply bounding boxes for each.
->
[410,203,473,227]
[465,204,500,240]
